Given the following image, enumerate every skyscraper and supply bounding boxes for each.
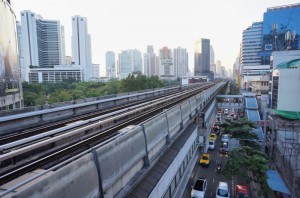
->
[72,15,98,81]
[159,47,174,77]
[106,51,116,79]
[194,38,210,76]
[173,47,188,77]
[19,10,65,82]
[143,45,157,76]
[118,49,142,79]
[240,22,265,77]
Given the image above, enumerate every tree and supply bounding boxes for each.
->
[220,118,257,138]
[222,146,270,195]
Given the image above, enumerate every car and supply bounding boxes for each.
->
[233,114,237,120]
[224,109,229,115]
[225,115,231,121]
[199,153,211,166]
[208,140,215,150]
[209,133,217,141]
[221,134,229,143]
[220,142,229,154]
[191,177,207,198]
[216,181,230,198]
[235,185,249,198]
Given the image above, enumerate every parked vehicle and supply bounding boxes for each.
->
[235,185,249,198]
[191,177,207,198]
[216,181,230,198]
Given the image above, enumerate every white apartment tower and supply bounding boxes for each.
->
[72,15,98,81]
[19,10,65,81]
[173,47,188,77]
[143,45,157,76]
[159,47,174,77]
[118,49,142,79]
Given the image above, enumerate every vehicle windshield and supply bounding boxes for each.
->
[209,142,214,145]
[237,193,248,198]
[217,189,228,196]
[202,156,209,160]
[193,180,204,191]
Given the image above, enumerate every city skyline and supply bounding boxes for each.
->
[12,0,300,76]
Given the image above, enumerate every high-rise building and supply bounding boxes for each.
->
[0,0,23,109]
[194,38,210,76]
[216,60,221,75]
[159,47,174,78]
[210,45,215,65]
[173,47,188,77]
[143,45,157,76]
[106,51,116,79]
[240,22,269,81]
[262,3,300,64]
[72,15,99,81]
[19,10,65,82]
[118,49,142,79]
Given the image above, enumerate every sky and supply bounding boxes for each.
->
[11,0,300,76]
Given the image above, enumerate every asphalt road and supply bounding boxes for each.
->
[182,109,253,198]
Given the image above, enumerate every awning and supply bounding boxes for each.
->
[266,170,291,195]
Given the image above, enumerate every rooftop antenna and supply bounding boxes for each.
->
[285,31,296,50]
[272,23,278,51]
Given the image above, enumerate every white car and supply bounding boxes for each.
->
[216,181,230,198]
[208,140,215,150]
[221,134,229,143]
[191,177,207,198]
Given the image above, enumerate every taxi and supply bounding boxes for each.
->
[209,133,217,141]
[199,153,211,166]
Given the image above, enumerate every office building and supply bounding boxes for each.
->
[262,3,300,63]
[240,21,269,88]
[158,47,174,78]
[106,51,116,79]
[19,10,65,82]
[173,47,188,78]
[0,0,23,109]
[72,15,99,81]
[194,38,210,76]
[269,50,300,111]
[118,49,142,79]
[143,45,157,76]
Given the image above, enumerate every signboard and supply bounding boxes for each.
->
[257,120,272,127]
[265,44,273,51]
[0,1,20,97]
[257,51,272,57]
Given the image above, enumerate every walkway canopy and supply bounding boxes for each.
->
[274,110,300,120]
[266,170,291,195]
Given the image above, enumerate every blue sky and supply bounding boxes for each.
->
[12,0,300,76]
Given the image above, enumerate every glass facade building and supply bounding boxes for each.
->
[262,4,300,64]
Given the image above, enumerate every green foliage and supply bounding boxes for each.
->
[222,146,270,193]
[220,118,257,136]
[22,74,164,107]
[228,80,240,95]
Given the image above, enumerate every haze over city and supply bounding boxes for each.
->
[12,0,300,75]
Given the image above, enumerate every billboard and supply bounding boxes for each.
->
[0,1,20,97]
